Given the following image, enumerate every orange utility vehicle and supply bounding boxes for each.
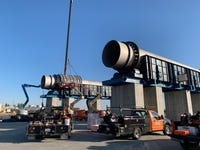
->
[98,107,171,139]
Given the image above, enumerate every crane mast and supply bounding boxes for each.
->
[64,0,73,75]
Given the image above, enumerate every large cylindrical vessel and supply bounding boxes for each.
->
[41,74,82,89]
[102,40,141,73]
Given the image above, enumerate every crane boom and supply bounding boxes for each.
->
[22,84,40,109]
[64,0,73,75]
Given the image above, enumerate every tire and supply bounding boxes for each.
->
[71,122,74,130]
[163,124,171,135]
[133,127,142,140]
[192,142,200,150]
[180,140,188,149]
[60,126,72,140]
[68,125,72,138]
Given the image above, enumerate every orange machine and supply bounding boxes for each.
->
[73,110,88,121]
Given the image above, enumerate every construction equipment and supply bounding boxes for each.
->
[11,84,40,122]
[22,84,41,109]
[27,105,72,140]
[64,0,73,75]
[26,84,74,140]
[26,0,75,140]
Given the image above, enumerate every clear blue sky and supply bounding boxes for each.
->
[0,0,200,107]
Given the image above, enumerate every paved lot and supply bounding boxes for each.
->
[0,122,183,150]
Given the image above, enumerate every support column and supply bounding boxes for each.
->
[62,97,75,114]
[45,97,59,114]
[111,83,144,112]
[62,97,74,108]
[93,99,101,110]
[144,86,164,116]
[165,90,193,121]
[191,93,200,114]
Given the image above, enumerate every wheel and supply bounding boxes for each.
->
[163,124,171,135]
[192,142,200,150]
[60,126,71,140]
[70,122,74,130]
[133,127,142,140]
[180,140,188,149]
[68,125,72,138]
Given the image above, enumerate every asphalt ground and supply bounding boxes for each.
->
[0,121,183,150]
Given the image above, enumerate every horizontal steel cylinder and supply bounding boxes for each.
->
[41,74,82,89]
[102,40,140,73]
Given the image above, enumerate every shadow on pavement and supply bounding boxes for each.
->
[87,139,183,150]
[0,122,29,143]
